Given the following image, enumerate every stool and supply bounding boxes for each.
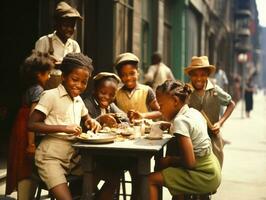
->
[31,173,82,200]
[172,192,215,200]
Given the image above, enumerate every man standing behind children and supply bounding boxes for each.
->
[144,52,175,91]
[35,1,82,89]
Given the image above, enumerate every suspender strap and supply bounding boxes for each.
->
[47,36,54,55]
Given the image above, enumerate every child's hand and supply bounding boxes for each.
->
[211,122,221,135]
[85,118,101,132]
[155,156,178,170]
[97,114,118,128]
[127,110,143,122]
[26,144,36,158]
[65,124,82,136]
[158,121,171,131]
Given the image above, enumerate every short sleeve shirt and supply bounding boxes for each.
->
[170,104,211,157]
[35,31,81,63]
[24,84,44,106]
[188,79,232,124]
[144,62,175,90]
[214,84,232,106]
[35,84,88,140]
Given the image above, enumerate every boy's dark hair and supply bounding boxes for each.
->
[116,61,138,75]
[114,52,139,75]
[156,80,192,103]
[151,52,162,65]
[60,53,94,76]
[20,50,54,89]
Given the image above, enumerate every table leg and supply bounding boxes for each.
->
[138,155,151,200]
[80,151,94,200]
[154,149,164,200]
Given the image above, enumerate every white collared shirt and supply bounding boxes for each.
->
[170,104,211,157]
[35,84,88,140]
[35,31,81,63]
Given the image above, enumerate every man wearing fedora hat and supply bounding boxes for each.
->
[184,56,235,167]
[35,1,82,89]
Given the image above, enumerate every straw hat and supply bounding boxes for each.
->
[55,1,83,20]
[184,56,216,75]
[93,72,121,83]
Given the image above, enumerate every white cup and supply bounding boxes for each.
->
[133,125,141,138]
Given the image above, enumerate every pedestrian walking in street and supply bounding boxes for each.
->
[244,76,256,118]
[232,73,242,105]
[144,52,175,91]
[35,1,82,89]
[5,51,54,199]
[214,62,229,92]
[213,62,230,117]
[148,80,221,200]
[27,53,119,200]
[184,56,235,167]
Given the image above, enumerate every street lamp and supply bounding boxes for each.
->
[237,53,248,118]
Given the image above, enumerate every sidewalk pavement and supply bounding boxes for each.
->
[212,90,266,200]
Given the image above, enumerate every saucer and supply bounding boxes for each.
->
[145,135,163,140]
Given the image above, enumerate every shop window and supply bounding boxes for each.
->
[114,0,133,54]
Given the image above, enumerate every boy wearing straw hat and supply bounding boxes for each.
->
[184,56,235,167]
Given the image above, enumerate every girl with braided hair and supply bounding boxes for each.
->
[148,80,221,199]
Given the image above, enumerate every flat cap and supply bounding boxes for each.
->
[115,52,139,68]
[93,72,121,83]
[55,1,82,20]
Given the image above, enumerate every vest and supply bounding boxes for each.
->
[116,84,149,113]
[188,88,220,125]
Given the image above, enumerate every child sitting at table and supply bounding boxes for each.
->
[114,52,161,122]
[114,52,161,199]
[28,53,120,200]
[148,80,221,200]
[83,72,128,127]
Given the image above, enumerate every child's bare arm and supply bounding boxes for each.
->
[176,135,196,169]
[26,102,38,156]
[28,110,83,135]
[83,115,101,132]
[212,100,235,134]
[127,96,161,122]
[159,135,196,170]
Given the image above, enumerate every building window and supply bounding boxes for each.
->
[141,0,151,71]
[114,0,133,55]
[163,0,172,67]
[187,7,201,62]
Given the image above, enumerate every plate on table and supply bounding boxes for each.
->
[77,133,116,144]
[145,135,163,140]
